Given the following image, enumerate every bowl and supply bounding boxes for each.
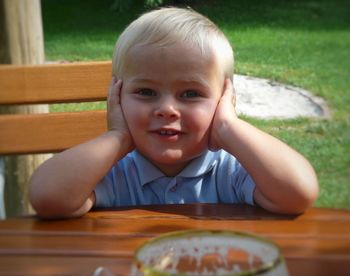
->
[131,229,288,276]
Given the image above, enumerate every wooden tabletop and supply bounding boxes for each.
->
[0,204,349,275]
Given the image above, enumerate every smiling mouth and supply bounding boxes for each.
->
[152,129,182,136]
[159,130,179,136]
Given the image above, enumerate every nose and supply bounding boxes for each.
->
[153,96,180,119]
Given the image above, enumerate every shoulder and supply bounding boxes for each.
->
[212,150,240,167]
[211,150,250,179]
[113,150,139,168]
[110,150,163,183]
[106,151,139,178]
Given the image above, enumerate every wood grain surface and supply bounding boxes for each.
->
[0,204,349,275]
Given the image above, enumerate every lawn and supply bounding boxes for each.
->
[42,0,350,209]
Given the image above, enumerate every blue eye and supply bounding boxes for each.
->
[182,90,199,98]
[137,89,156,97]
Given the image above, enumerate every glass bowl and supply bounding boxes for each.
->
[131,229,288,276]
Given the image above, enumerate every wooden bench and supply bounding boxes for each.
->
[0,61,112,155]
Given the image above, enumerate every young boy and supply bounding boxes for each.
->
[29,7,318,218]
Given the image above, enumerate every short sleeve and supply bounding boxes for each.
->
[234,167,256,205]
[94,171,115,208]
[216,150,256,205]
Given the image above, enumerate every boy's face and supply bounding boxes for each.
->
[120,42,224,176]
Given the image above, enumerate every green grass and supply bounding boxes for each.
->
[42,0,350,209]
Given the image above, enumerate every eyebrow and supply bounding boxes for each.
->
[177,77,211,91]
[129,75,211,90]
[128,76,159,85]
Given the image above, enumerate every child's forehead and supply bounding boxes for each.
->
[127,42,218,66]
[122,42,225,92]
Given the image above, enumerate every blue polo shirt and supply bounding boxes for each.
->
[94,150,256,207]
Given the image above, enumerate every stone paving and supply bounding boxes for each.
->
[234,74,329,119]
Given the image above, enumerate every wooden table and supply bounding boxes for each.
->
[0,204,349,275]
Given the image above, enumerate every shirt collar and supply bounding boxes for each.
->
[178,150,217,178]
[132,150,164,186]
[132,150,217,186]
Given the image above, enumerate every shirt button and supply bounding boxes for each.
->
[170,186,176,192]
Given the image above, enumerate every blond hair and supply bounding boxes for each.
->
[112,7,234,79]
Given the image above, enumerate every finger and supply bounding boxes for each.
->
[108,79,122,109]
[224,78,233,95]
[222,78,237,109]
[108,76,117,92]
[222,78,233,99]
[108,77,116,100]
[232,86,236,107]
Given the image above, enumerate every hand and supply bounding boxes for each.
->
[209,78,237,151]
[107,77,134,149]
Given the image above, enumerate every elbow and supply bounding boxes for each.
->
[295,165,319,213]
[30,191,85,219]
[285,186,318,215]
[279,160,319,215]
[29,183,64,219]
[28,165,59,218]
[29,172,48,218]
[297,177,319,213]
[29,192,57,219]
[279,173,319,215]
[29,193,58,219]
[255,172,319,215]
[29,173,80,219]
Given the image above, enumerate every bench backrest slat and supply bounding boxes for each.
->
[0,61,111,105]
[0,111,106,155]
[0,62,111,155]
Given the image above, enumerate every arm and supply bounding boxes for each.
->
[29,78,133,218]
[210,79,319,214]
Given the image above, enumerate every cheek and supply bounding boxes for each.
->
[187,102,218,132]
[121,98,151,136]
[121,98,139,129]
[121,86,137,125]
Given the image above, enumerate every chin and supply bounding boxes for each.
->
[152,148,205,164]
[152,151,186,163]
